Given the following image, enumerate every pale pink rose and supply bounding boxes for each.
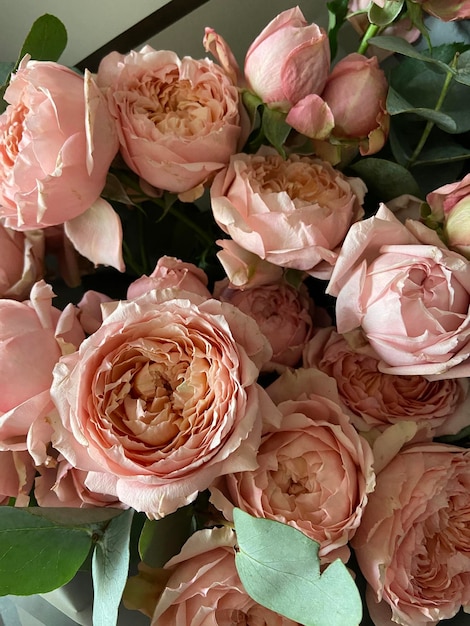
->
[127,256,210,300]
[126,526,298,625]
[328,204,470,378]
[0,281,85,458]
[320,53,389,156]
[414,0,470,20]
[303,326,470,438]
[427,173,470,259]
[216,239,284,288]
[352,442,470,625]
[76,290,113,335]
[0,450,36,506]
[0,57,118,230]
[244,7,330,111]
[215,279,314,368]
[97,46,242,197]
[35,455,125,508]
[0,222,44,299]
[49,288,276,519]
[210,150,366,279]
[210,368,375,563]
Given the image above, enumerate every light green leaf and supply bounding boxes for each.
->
[368,0,404,26]
[349,158,422,201]
[261,106,291,158]
[233,509,362,626]
[92,509,134,626]
[241,89,263,128]
[455,50,470,86]
[0,508,93,595]
[18,14,67,63]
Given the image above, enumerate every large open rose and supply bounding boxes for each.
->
[210,368,375,563]
[97,46,242,198]
[210,149,365,279]
[328,204,470,378]
[352,442,470,625]
[50,287,274,518]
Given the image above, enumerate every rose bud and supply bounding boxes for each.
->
[244,7,330,111]
[415,0,470,21]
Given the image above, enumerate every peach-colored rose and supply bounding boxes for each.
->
[320,53,389,156]
[0,222,44,300]
[244,7,330,111]
[0,281,85,458]
[210,368,375,563]
[216,239,284,288]
[210,150,366,279]
[0,57,118,229]
[127,256,210,300]
[49,288,276,519]
[97,46,242,198]
[303,326,470,438]
[327,204,470,378]
[352,442,470,625]
[215,279,314,368]
[414,0,470,20]
[126,526,298,625]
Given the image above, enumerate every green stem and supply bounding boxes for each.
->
[406,55,458,169]
[357,23,380,55]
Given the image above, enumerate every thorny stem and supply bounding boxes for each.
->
[406,53,459,169]
[357,23,380,55]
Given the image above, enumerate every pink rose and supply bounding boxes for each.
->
[320,53,389,156]
[210,368,375,563]
[414,0,470,20]
[49,288,275,519]
[127,256,210,300]
[210,150,366,279]
[126,526,298,625]
[0,222,44,300]
[427,173,470,259]
[328,204,470,378]
[215,279,314,368]
[303,327,470,438]
[216,239,284,288]
[352,442,470,625]
[0,281,85,451]
[97,46,242,198]
[0,57,118,229]
[244,7,330,111]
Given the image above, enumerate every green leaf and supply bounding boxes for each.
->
[386,87,458,132]
[369,35,451,72]
[261,106,291,158]
[92,509,134,626]
[349,158,422,201]
[368,0,404,27]
[404,0,431,47]
[233,509,362,626]
[326,0,350,59]
[241,89,263,128]
[18,14,67,63]
[139,505,195,568]
[455,50,470,87]
[0,508,93,595]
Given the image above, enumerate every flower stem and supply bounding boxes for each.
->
[406,55,458,169]
[357,23,380,55]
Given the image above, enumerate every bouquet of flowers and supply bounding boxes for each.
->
[1,1,470,625]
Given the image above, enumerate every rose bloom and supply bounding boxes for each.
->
[320,53,389,156]
[0,222,44,300]
[97,45,242,198]
[303,326,470,438]
[414,0,470,21]
[0,281,85,459]
[210,368,375,563]
[216,239,284,289]
[127,256,211,300]
[243,7,330,110]
[215,279,314,368]
[327,203,470,378]
[210,150,366,279]
[0,56,118,229]
[49,287,275,519]
[352,442,470,625]
[125,526,298,625]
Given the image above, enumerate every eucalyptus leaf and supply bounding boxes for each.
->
[0,508,93,595]
[455,49,470,86]
[368,0,404,27]
[387,87,458,132]
[233,509,362,626]
[369,35,451,72]
[349,158,422,201]
[92,509,134,626]
[261,106,291,158]
[18,14,67,63]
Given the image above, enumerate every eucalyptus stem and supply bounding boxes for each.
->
[357,23,380,55]
[406,55,458,169]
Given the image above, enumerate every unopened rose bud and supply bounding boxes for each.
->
[444,198,470,259]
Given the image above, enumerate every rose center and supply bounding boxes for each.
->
[0,103,27,176]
